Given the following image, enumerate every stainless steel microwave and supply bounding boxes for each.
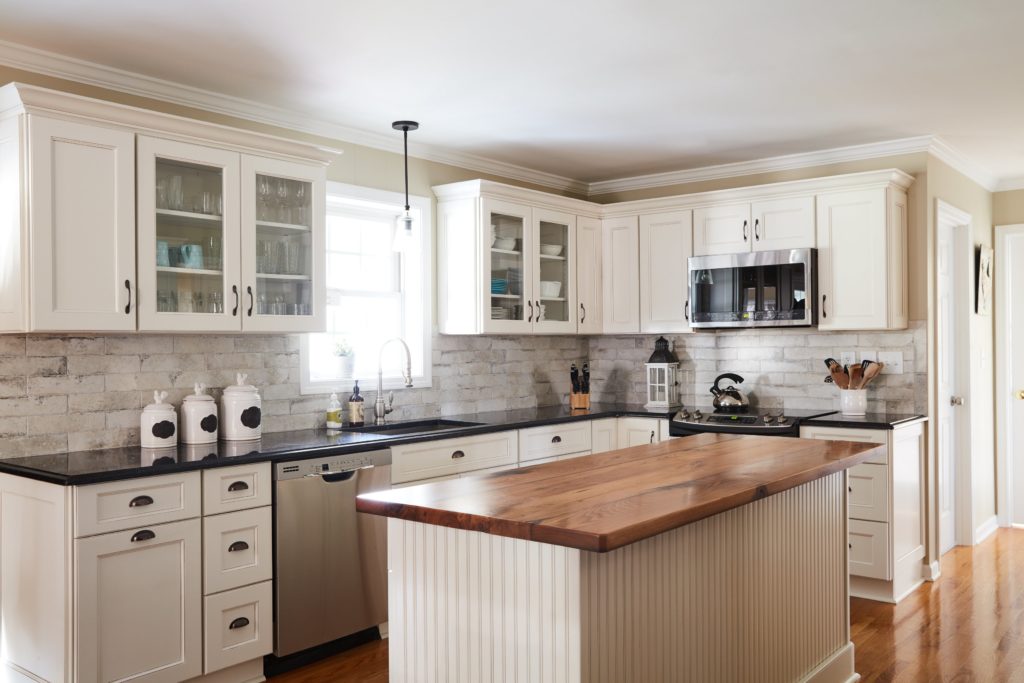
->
[688,248,817,328]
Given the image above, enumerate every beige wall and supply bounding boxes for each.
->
[994,189,1024,225]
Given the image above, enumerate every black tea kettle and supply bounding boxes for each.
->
[710,373,750,413]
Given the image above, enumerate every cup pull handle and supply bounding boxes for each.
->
[228,540,249,553]
[229,617,250,630]
[228,481,249,492]
[131,529,156,543]
[551,435,562,444]
[451,450,466,459]
[129,495,154,508]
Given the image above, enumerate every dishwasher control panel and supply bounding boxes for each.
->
[275,448,392,480]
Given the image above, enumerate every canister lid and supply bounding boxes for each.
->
[223,373,258,394]
[143,390,175,413]
[183,382,215,402]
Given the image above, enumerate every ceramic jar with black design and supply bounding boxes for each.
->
[181,383,218,444]
[141,390,177,448]
[221,373,262,441]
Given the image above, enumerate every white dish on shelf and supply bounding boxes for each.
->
[539,281,562,298]
[492,237,517,250]
[539,244,563,256]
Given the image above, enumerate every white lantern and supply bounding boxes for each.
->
[645,336,680,410]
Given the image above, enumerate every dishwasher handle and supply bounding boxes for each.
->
[303,464,374,482]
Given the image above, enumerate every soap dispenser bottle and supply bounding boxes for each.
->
[326,392,343,431]
[348,381,365,427]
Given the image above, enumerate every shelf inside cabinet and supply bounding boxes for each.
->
[539,254,566,261]
[540,297,567,302]
[256,220,311,233]
[156,209,223,228]
[256,273,312,281]
[491,248,521,256]
[490,293,520,300]
[156,266,223,276]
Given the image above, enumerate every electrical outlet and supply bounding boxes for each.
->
[877,351,904,374]
[839,351,857,367]
[861,350,878,363]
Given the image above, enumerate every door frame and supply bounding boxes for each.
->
[933,199,974,555]
[996,224,1024,527]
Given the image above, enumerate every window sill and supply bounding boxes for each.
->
[299,375,432,396]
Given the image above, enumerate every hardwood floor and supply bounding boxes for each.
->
[271,529,1024,682]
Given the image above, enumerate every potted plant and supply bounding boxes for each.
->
[332,339,355,379]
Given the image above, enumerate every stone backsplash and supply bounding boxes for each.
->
[0,322,925,457]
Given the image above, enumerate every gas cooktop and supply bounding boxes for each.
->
[670,407,837,437]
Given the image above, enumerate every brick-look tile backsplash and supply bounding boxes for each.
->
[0,322,926,457]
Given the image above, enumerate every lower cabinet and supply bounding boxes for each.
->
[203,581,274,674]
[617,417,663,447]
[591,418,618,453]
[390,430,519,484]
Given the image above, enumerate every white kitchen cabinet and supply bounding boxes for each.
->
[27,116,137,332]
[519,421,592,462]
[203,580,274,674]
[576,216,603,334]
[532,207,577,334]
[617,417,663,447]
[693,202,751,256]
[75,518,203,683]
[639,210,693,334]
[800,419,926,602]
[751,196,816,251]
[602,216,641,333]
[591,418,618,453]
[816,185,908,330]
[390,430,519,484]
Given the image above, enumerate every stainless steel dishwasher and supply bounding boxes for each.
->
[273,448,391,657]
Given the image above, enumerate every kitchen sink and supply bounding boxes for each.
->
[341,419,483,436]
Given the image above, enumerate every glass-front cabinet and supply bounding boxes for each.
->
[483,198,532,334]
[531,208,576,334]
[138,138,325,332]
[137,137,240,331]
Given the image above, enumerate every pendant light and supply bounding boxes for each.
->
[392,120,419,252]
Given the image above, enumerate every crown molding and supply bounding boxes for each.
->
[926,137,998,192]
[0,39,588,195]
[994,176,1024,192]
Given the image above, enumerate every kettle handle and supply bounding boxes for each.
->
[711,372,745,394]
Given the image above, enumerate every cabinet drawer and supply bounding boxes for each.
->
[848,519,891,580]
[519,422,592,462]
[202,463,271,515]
[75,472,201,537]
[848,463,889,523]
[799,426,889,464]
[203,507,272,595]
[391,431,518,484]
[203,580,273,674]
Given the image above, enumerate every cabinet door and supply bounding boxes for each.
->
[0,117,25,331]
[137,136,241,331]
[75,518,202,683]
[532,208,576,334]
[240,155,326,332]
[483,197,534,334]
[639,210,693,333]
[28,116,135,331]
[576,216,603,334]
[751,196,815,251]
[617,417,662,447]
[692,203,751,256]
[591,418,618,453]
[601,216,640,333]
[816,189,888,329]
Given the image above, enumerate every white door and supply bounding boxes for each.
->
[751,196,816,251]
[601,216,640,333]
[240,155,326,332]
[936,206,970,553]
[692,203,751,255]
[75,519,202,683]
[816,189,888,330]
[137,136,242,332]
[0,117,25,331]
[639,210,693,334]
[998,225,1024,526]
[481,197,534,334]
[532,208,576,334]
[617,417,661,447]
[576,216,603,334]
[28,115,136,331]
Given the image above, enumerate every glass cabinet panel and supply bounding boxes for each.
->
[253,174,314,318]
[536,219,571,324]
[488,209,527,325]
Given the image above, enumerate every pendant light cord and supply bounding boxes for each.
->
[403,126,410,212]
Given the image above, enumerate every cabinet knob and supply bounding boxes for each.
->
[129,495,154,508]
[650,430,655,444]
[451,450,466,459]
[229,617,250,630]
[848,486,853,493]
[228,540,249,553]
[131,529,156,543]
[228,480,249,492]
[1017,390,1024,400]
[551,435,562,444]
[848,543,853,550]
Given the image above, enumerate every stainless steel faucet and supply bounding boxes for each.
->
[374,337,413,425]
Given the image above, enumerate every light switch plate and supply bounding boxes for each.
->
[840,351,857,366]
[861,350,878,363]
[877,351,904,374]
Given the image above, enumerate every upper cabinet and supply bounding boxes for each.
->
[693,202,750,256]
[0,83,333,334]
[575,217,603,335]
[694,196,815,255]
[639,211,693,334]
[600,216,640,334]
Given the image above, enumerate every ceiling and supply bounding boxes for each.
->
[1,0,1023,189]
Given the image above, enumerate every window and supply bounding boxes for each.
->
[300,182,431,394]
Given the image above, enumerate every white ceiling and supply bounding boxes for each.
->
[2,0,1023,188]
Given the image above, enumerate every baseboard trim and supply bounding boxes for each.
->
[925,560,941,581]
[975,515,999,544]
[802,641,858,683]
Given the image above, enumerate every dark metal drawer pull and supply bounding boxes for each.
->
[228,541,249,553]
[229,617,250,630]
[131,529,156,543]
[451,450,466,459]
[228,481,249,492]
[129,495,154,508]
[551,436,562,444]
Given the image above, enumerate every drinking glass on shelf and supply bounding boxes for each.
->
[168,176,184,211]
[294,184,307,226]
[205,235,221,270]
[276,179,290,223]
[257,176,271,221]
[208,291,223,313]
[156,179,168,209]
[259,240,276,274]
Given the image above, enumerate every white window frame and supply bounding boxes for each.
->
[299,182,432,395]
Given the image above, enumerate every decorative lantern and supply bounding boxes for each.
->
[645,336,680,409]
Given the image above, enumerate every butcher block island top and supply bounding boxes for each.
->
[357,432,883,552]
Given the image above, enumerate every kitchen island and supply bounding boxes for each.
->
[357,432,883,683]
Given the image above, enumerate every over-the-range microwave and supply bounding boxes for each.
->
[687,248,817,328]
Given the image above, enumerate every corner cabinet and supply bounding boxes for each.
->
[436,181,587,335]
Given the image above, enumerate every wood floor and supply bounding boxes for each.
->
[271,528,1024,682]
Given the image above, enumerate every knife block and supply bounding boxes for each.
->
[570,391,591,410]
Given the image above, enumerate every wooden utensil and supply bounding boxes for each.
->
[861,361,884,387]
[849,363,864,389]
[829,364,850,389]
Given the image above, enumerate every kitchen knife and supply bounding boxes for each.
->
[582,362,590,393]
[570,363,580,393]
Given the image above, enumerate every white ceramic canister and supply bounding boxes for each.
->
[141,390,178,448]
[839,389,868,416]
[221,373,262,441]
[181,383,219,444]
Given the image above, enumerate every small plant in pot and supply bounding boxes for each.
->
[332,339,355,379]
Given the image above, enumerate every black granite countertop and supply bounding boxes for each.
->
[800,412,927,430]
[0,403,676,486]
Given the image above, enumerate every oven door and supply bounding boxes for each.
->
[688,248,816,328]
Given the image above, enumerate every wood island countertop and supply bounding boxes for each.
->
[356,432,884,552]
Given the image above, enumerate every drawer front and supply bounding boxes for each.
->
[799,426,889,464]
[848,519,891,580]
[75,472,201,538]
[203,580,273,674]
[519,422,592,462]
[202,463,272,515]
[848,463,889,523]
[391,431,518,484]
[203,507,273,595]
